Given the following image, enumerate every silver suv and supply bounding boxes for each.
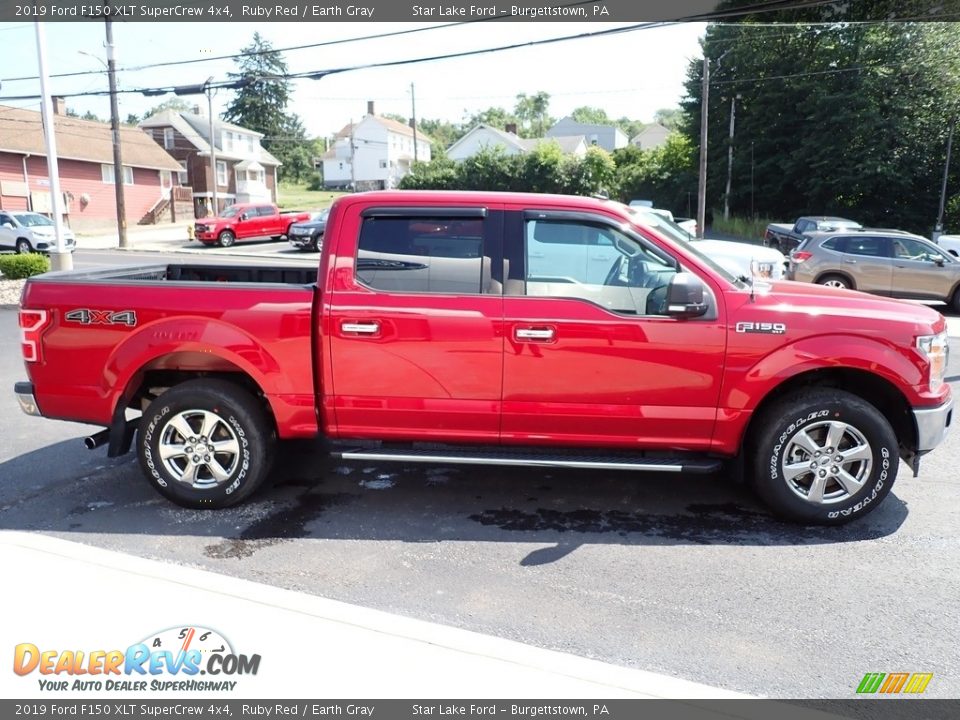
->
[788,230,960,312]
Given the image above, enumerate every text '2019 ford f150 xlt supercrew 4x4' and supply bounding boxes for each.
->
[14,191,953,525]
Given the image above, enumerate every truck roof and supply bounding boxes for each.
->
[336,190,630,215]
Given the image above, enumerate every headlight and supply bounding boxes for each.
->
[751,260,776,279]
[917,331,949,391]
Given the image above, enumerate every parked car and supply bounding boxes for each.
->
[935,234,960,257]
[0,211,76,254]
[632,208,785,280]
[288,208,330,252]
[788,230,960,311]
[15,191,952,525]
[194,203,312,248]
[764,216,862,254]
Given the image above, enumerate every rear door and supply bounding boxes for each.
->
[0,212,15,250]
[500,209,727,450]
[840,235,893,294]
[325,203,505,441]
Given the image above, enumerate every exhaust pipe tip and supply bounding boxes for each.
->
[84,429,110,450]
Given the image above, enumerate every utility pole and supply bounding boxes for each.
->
[750,141,755,219]
[34,22,71,271]
[349,118,355,189]
[206,78,218,216]
[104,10,126,249]
[696,54,709,239]
[936,116,955,240]
[724,94,737,222]
[410,82,419,163]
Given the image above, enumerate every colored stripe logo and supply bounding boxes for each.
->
[856,672,933,694]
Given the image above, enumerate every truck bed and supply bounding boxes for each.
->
[27,262,319,286]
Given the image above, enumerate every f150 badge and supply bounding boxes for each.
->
[736,321,786,334]
[65,309,138,326]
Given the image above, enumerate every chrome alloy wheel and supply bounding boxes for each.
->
[158,409,241,489]
[781,420,873,504]
[822,278,848,288]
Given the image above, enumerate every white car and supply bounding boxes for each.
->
[631,207,786,280]
[936,234,960,257]
[0,211,76,254]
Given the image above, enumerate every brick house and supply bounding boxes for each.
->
[0,101,183,231]
[139,110,281,218]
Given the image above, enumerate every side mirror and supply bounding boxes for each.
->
[934,256,945,267]
[666,273,709,318]
[240,212,250,221]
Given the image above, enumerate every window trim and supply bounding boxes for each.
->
[216,160,228,188]
[163,127,175,150]
[101,164,134,185]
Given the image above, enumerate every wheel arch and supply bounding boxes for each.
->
[813,270,856,289]
[741,367,915,457]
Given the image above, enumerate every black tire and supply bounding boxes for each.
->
[309,232,321,252]
[817,274,851,290]
[137,379,275,509]
[270,235,282,241]
[749,389,897,525]
[15,238,33,254]
[217,230,235,248]
[950,286,960,314]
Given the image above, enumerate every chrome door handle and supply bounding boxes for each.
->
[843,259,857,264]
[341,321,380,334]
[529,252,546,259]
[515,327,555,341]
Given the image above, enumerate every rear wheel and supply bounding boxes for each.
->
[818,274,851,289]
[749,389,897,525]
[951,287,960,314]
[217,230,235,248]
[137,379,275,509]
[15,238,33,254]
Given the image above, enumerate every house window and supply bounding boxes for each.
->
[160,170,172,189]
[101,164,133,185]
[163,128,175,149]
[216,161,228,187]
[222,132,233,153]
[246,135,255,153]
[177,161,188,185]
[379,160,387,169]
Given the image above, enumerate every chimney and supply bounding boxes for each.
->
[52,96,66,115]
[367,100,375,116]
[193,105,202,116]
[505,123,518,135]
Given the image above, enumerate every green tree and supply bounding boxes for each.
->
[514,91,552,137]
[142,98,194,120]
[224,32,313,182]
[465,106,518,132]
[571,106,612,125]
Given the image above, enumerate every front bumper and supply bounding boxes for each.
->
[913,396,954,452]
[14,381,41,417]
[288,233,318,248]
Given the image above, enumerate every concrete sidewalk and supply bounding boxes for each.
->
[0,531,753,701]
[75,221,196,251]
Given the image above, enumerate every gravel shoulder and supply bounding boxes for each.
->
[0,278,25,307]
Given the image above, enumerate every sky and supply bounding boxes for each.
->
[0,21,706,141]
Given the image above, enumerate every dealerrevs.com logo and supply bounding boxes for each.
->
[13,626,261,692]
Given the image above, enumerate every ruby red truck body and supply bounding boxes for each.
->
[194,203,311,246]
[15,191,954,524]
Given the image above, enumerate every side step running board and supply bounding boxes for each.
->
[333,447,722,474]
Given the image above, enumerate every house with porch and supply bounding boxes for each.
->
[139,109,280,217]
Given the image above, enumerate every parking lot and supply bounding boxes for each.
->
[1,248,959,698]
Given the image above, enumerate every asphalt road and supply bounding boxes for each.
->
[2,254,960,699]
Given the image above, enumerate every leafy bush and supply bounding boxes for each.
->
[710,214,778,241]
[0,253,51,280]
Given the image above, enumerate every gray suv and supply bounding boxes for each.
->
[788,230,960,311]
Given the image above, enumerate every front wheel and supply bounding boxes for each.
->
[217,230,235,248]
[137,379,275,509]
[15,238,33,254]
[749,390,897,525]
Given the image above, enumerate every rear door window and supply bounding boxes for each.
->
[844,236,889,257]
[357,215,488,294]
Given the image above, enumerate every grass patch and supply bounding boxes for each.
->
[711,214,778,241]
[277,182,346,211]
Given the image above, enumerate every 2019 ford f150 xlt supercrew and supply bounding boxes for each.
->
[15,191,953,525]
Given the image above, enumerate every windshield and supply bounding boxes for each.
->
[311,209,330,222]
[623,206,743,285]
[12,213,53,227]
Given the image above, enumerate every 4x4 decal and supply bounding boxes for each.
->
[65,309,138,327]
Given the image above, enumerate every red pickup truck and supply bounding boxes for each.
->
[14,191,954,525]
[194,202,311,247]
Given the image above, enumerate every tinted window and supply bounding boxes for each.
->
[821,236,844,252]
[845,237,888,257]
[524,219,678,315]
[256,206,275,216]
[357,216,485,294]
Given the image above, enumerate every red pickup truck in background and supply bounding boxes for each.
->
[15,191,953,525]
[194,202,311,247]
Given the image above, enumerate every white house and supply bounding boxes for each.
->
[630,123,671,150]
[447,123,588,161]
[546,117,628,152]
[323,102,432,190]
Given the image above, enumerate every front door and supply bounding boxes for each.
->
[500,210,727,450]
[890,236,958,301]
[326,205,505,441]
[840,235,893,294]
